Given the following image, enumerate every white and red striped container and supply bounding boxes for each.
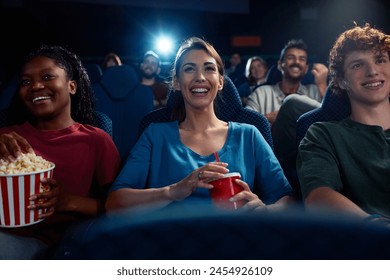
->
[0,165,55,227]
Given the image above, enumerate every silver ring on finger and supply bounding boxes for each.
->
[198,171,203,180]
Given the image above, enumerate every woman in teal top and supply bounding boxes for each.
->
[110,121,293,206]
[106,37,294,212]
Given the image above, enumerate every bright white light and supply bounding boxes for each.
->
[155,36,174,55]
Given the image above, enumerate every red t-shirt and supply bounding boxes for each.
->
[0,122,121,245]
[0,122,120,196]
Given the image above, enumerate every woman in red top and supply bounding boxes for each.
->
[0,45,121,259]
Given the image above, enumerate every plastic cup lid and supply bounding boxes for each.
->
[208,172,241,182]
[221,172,241,178]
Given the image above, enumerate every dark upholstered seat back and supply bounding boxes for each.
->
[0,75,18,111]
[139,75,273,149]
[84,63,103,84]
[93,65,154,159]
[296,86,351,146]
[93,110,113,137]
[54,204,390,260]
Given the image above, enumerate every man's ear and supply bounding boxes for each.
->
[277,60,283,71]
[156,67,161,75]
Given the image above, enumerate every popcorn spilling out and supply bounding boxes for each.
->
[0,153,53,175]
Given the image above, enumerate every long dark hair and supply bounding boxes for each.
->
[7,45,96,125]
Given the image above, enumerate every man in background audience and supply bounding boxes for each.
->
[102,52,122,70]
[246,39,328,166]
[139,50,170,109]
[225,52,246,87]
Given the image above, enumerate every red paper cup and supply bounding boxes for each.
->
[209,172,244,210]
[0,164,55,228]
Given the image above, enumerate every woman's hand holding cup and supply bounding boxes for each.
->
[230,179,267,211]
[168,162,229,201]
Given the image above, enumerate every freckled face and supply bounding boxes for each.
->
[174,49,223,109]
[19,56,76,119]
[342,50,390,104]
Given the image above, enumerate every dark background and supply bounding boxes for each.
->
[1,0,389,83]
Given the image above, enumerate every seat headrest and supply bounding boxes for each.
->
[99,65,139,100]
[214,75,242,120]
[84,63,103,83]
[321,87,351,118]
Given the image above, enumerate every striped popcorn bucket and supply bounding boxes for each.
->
[0,164,55,227]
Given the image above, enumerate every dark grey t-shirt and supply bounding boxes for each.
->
[297,118,390,216]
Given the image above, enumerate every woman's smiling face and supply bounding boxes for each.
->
[174,49,223,110]
[18,56,76,119]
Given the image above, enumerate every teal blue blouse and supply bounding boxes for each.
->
[110,121,293,205]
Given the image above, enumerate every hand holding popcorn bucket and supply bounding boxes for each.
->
[0,153,55,227]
